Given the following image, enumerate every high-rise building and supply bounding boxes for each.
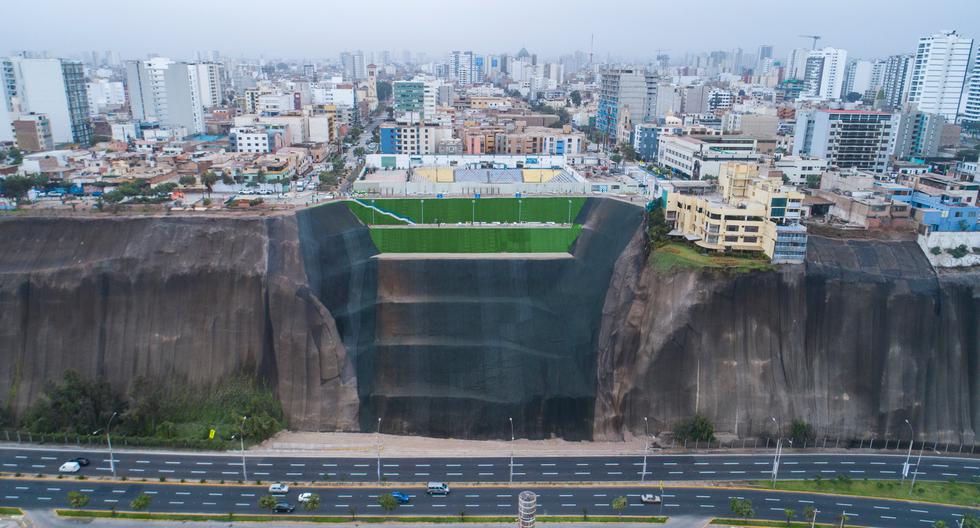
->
[881,54,914,110]
[894,110,944,159]
[802,48,848,100]
[596,68,658,145]
[786,48,811,80]
[0,57,92,145]
[392,78,442,119]
[961,46,980,126]
[126,58,204,135]
[194,62,223,109]
[86,78,126,116]
[757,44,774,70]
[907,30,974,122]
[843,60,873,99]
[450,51,475,85]
[340,51,366,81]
[793,109,900,173]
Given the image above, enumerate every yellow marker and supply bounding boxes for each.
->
[209,429,215,440]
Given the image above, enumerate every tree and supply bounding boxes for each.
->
[838,512,850,526]
[7,147,23,165]
[610,153,623,164]
[620,142,637,162]
[805,174,821,189]
[130,493,152,511]
[784,508,796,526]
[845,92,863,103]
[348,505,357,521]
[258,495,278,512]
[178,175,196,186]
[570,90,582,106]
[611,495,628,518]
[673,414,715,442]
[378,493,398,517]
[353,147,365,158]
[790,419,815,445]
[729,498,754,519]
[803,505,816,523]
[200,171,219,195]
[221,174,235,185]
[377,81,393,102]
[647,205,672,249]
[0,174,35,200]
[68,491,90,508]
[303,493,321,512]
[933,521,947,528]
[23,369,125,435]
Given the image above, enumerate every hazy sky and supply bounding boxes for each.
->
[3,0,979,62]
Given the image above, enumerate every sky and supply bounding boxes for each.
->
[3,0,980,62]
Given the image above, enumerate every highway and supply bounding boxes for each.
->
[0,478,975,526]
[1,446,977,484]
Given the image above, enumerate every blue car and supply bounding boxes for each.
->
[390,491,411,504]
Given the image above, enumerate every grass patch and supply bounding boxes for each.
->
[747,479,980,507]
[0,507,23,515]
[651,242,772,273]
[56,510,665,523]
[370,226,583,253]
[351,197,587,225]
[711,519,856,527]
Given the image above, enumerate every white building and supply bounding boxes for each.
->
[194,62,223,108]
[961,44,980,126]
[793,109,900,173]
[0,57,92,145]
[907,30,974,122]
[86,79,125,116]
[786,48,811,80]
[257,93,294,115]
[802,48,848,101]
[126,58,204,135]
[450,50,475,85]
[230,125,283,154]
[773,156,829,186]
[881,54,914,110]
[843,60,873,98]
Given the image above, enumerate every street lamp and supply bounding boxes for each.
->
[239,416,248,481]
[95,411,119,479]
[420,200,425,224]
[770,417,782,486]
[908,442,924,495]
[518,199,523,224]
[471,199,476,224]
[901,419,915,482]
[376,417,382,484]
[509,417,515,484]
[641,417,650,482]
[810,508,820,528]
[567,199,572,225]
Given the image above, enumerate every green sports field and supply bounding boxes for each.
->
[370,226,583,253]
[347,197,587,225]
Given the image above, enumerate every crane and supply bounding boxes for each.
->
[799,35,822,49]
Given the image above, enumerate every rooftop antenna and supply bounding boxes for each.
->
[589,33,594,66]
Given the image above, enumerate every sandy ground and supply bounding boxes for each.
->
[254,432,659,457]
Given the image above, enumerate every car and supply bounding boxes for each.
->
[268,483,289,494]
[58,461,81,473]
[426,482,450,496]
[273,502,295,513]
[297,492,314,503]
[241,189,255,195]
[390,491,411,504]
[71,457,90,467]
[640,494,662,504]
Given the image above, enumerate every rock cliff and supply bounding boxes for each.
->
[595,235,980,443]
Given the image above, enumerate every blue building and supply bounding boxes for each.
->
[379,125,397,154]
[910,191,979,232]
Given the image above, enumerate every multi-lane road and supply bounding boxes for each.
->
[1,446,977,526]
[1,446,977,484]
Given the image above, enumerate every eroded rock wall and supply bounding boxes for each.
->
[595,236,980,443]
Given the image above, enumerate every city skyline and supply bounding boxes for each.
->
[3,0,979,62]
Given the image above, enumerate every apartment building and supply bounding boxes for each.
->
[657,134,759,179]
[663,162,807,263]
[12,112,54,152]
[772,156,829,186]
[195,62,223,108]
[881,54,913,110]
[0,57,92,145]
[802,48,848,101]
[379,122,454,155]
[493,126,583,156]
[907,30,974,122]
[393,78,442,119]
[894,110,944,159]
[126,58,204,135]
[230,125,286,154]
[792,109,900,173]
[597,68,658,145]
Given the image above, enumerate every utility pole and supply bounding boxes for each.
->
[105,412,118,479]
[376,417,382,484]
[641,417,649,482]
[770,417,781,487]
[509,417,515,484]
[239,416,249,481]
[902,419,914,482]
[909,443,924,494]
[810,508,820,528]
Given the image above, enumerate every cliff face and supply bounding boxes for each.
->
[1,202,977,443]
[595,236,980,443]
[0,215,358,431]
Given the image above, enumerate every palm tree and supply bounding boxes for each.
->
[303,493,320,512]
[785,508,796,526]
[611,496,628,519]
[258,495,277,512]
[378,494,397,519]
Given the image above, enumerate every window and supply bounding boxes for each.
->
[743,236,758,243]
[726,224,740,231]
[725,236,739,242]
[744,225,760,233]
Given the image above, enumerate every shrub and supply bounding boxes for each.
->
[930,247,942,255]
[790,419,815,445]
[673,414,715,442]
[947,245,969,259]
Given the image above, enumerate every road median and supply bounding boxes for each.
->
[56,509,667,523]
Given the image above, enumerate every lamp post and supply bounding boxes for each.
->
[471,199,476,224]
[770,417,781,487]
[104,412,118,479]
[902,419,914,482]
[810,508,820,528]
[509,417,515,484]
[518,199,523,224]
[239,416,248,482]
[641,417,650,482]
[909,443,924,495]
[376,417,382,484]
[420,199,425,224]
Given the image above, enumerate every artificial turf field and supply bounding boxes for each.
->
[346,197,587,225]
[369,226,583,253]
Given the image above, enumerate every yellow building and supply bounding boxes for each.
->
[664,162,807,263]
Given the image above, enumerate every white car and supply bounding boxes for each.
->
[297,492,314,503]
[59,461,81,473]
[640,494,662,504]
[268,483,289,494]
